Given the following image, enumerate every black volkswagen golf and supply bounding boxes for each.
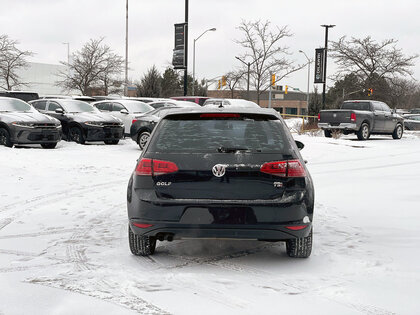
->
[0,97,61,148]
[127,108,314,258]
[30,99,123,144]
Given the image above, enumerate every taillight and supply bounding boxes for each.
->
[135,158,178,176]
[350,113,356,122]
[132,119,137,124]
[133,223,153,228]
[200,113,241,118]
[318,113,320,121]
[285,225,308,231]
[260,160,306,177]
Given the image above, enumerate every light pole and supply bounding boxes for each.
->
[299,50,311,107]
[183,0,189,96]
[62,42,70,64]
[192,28,216,96]
[320,24,335,108]
[62,42,70,76]
[124,0,129,97]
[235,56,259,101]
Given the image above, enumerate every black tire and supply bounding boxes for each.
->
[68,126,85,144]
[104,140,119,145]
[392,124,403,139]
[356,122,370,140]
[137,131,151,150]
[41,142,58,149]
[128,225,156,256]
[286,229,312,258]
[324,130,332,138]
[0,128,13,147]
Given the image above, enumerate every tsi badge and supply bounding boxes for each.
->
[156,181,171,186]
[273,182,283,188]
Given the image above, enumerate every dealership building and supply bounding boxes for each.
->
[207,87,308,115]
[13,62,74,95]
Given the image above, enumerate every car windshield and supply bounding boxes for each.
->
[341,102,371,110]
[148,114,290,153]
[122,101,154,113]
[0,98,33,112]
[60,100,97,113]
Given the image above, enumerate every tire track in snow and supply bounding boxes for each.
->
[26,276,168,315]
[0,179,126,233]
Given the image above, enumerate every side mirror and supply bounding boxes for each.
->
[120,109,129,115]
[295,140,304,150]
[55,108,64,114]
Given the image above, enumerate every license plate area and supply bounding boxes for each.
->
[179,207,255,224]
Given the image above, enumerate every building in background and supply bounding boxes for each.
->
[14,62,76,95]
[208,87,308,115]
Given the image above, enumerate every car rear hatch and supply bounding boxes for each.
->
[134,112,306,201]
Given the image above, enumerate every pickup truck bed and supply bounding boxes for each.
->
[318,100,404,140]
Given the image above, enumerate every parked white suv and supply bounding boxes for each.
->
[92,100,154,135]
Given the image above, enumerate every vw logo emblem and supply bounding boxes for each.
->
[212,164,226,177]
[333,113,337,118]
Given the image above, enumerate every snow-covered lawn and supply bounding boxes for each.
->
[0,134,419,314]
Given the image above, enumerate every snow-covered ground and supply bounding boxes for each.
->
[0,133,419,315]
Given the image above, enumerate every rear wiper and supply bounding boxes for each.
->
[217,146,251,153]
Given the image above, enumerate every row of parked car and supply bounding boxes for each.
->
[0,92,261,149]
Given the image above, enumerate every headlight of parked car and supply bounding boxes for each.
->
[84,121,105,127]
[12,122,36,128]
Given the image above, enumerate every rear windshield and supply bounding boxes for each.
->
[341,102,371,111]
[122,101,154,113]
[148,114,290,153]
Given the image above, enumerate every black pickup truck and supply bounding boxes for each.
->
[318,100,404,140]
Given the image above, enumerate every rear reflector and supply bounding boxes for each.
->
[200,113,241,118]
[135,158,178,176]
[133,223,153,228]
[285,225,308,231]
[350,113,356,122]
[260,160,306,177]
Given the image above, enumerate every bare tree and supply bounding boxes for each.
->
[57,38,123,95]
[0,35,33,90]
[224,70,246,98]
[330,36,418,84]
[235,20,305,104]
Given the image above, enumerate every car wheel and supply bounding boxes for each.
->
[128,225,156,256]
[392,124,403,139]
[324,130,332,138]
[68,126,85,144]
[356,122,370,140]
[0,128,13,147]
[137,131,151,150]
[286,229,312,258]
[104,140,119,145]
[41,142,58,149]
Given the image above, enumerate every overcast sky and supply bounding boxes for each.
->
[1,0,419,92]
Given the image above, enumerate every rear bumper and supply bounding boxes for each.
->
[129,220,312,240]
[128,192,313,240]
[318,122,357,130]
[11,127,61,144]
